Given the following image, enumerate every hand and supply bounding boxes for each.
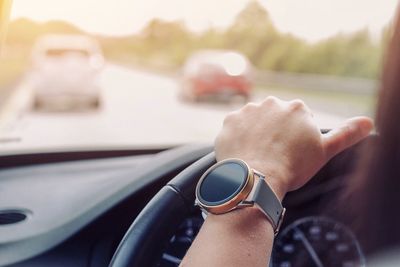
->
[215,97,373,200]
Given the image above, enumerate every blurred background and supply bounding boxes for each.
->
[0,0,397,152]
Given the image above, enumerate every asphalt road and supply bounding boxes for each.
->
[0,64,344,154]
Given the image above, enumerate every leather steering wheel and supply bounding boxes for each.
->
[109,152,216,267]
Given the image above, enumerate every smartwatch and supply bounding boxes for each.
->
[195,158,286,235]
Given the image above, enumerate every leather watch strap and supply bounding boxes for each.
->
[250,173,285,234]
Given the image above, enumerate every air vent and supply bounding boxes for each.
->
[0,210,29,225]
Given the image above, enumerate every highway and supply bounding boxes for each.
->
[0,64,344,154]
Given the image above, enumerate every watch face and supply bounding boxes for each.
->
[197,160,249,206]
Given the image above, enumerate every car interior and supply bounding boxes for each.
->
[0,0,394,266]
[0,133,374,267]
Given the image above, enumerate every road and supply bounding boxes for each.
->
[0,64,344,154]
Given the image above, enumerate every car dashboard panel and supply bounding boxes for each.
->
[0,137,372,267]
[0,145,213,267]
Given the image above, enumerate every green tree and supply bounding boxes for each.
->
[224,1,278,65]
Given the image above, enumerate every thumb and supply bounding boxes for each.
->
[322,116,374,160]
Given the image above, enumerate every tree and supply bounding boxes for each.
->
[224,1,278,65]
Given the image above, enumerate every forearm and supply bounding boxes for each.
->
[180,207,274,267]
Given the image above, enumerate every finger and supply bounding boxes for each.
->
[322,116,374,160]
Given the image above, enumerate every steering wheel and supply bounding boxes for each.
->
[109,152,216,267]
[109,129,335,267]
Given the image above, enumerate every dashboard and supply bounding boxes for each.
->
[0,137,372,267]
[158,214,365,267]
[0,145,212,267]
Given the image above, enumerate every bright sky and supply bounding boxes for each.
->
[10,0,398,42]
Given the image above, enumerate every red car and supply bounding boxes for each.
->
[180,50,253,102]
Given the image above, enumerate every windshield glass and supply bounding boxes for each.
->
[0,0,397,153]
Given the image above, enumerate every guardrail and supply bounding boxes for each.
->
[253,70,378,95]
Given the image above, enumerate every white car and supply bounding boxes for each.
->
[30,34,104,110]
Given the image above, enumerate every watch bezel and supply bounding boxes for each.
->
[195,158,254,214]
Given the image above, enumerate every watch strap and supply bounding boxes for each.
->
[250,173,285,234]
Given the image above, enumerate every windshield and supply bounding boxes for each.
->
[0,0,397,153]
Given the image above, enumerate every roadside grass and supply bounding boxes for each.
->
[255,84,377,118]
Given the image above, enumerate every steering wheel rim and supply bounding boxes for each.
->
[109,152,216,267]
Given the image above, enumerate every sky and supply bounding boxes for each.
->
[10,0,399,42]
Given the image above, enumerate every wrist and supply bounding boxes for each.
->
[214,158,289,201]
[264,176,287,201]
[207,206,274,234]
[196,158,286,232]
[247,162,289,201]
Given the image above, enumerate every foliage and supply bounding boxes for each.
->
[4,1,388,79]
[98,1,384,78]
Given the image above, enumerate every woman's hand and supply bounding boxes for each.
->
[215,97,373,200]
[181,97,373,267]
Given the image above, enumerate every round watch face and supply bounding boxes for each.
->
[197,159,249,206]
